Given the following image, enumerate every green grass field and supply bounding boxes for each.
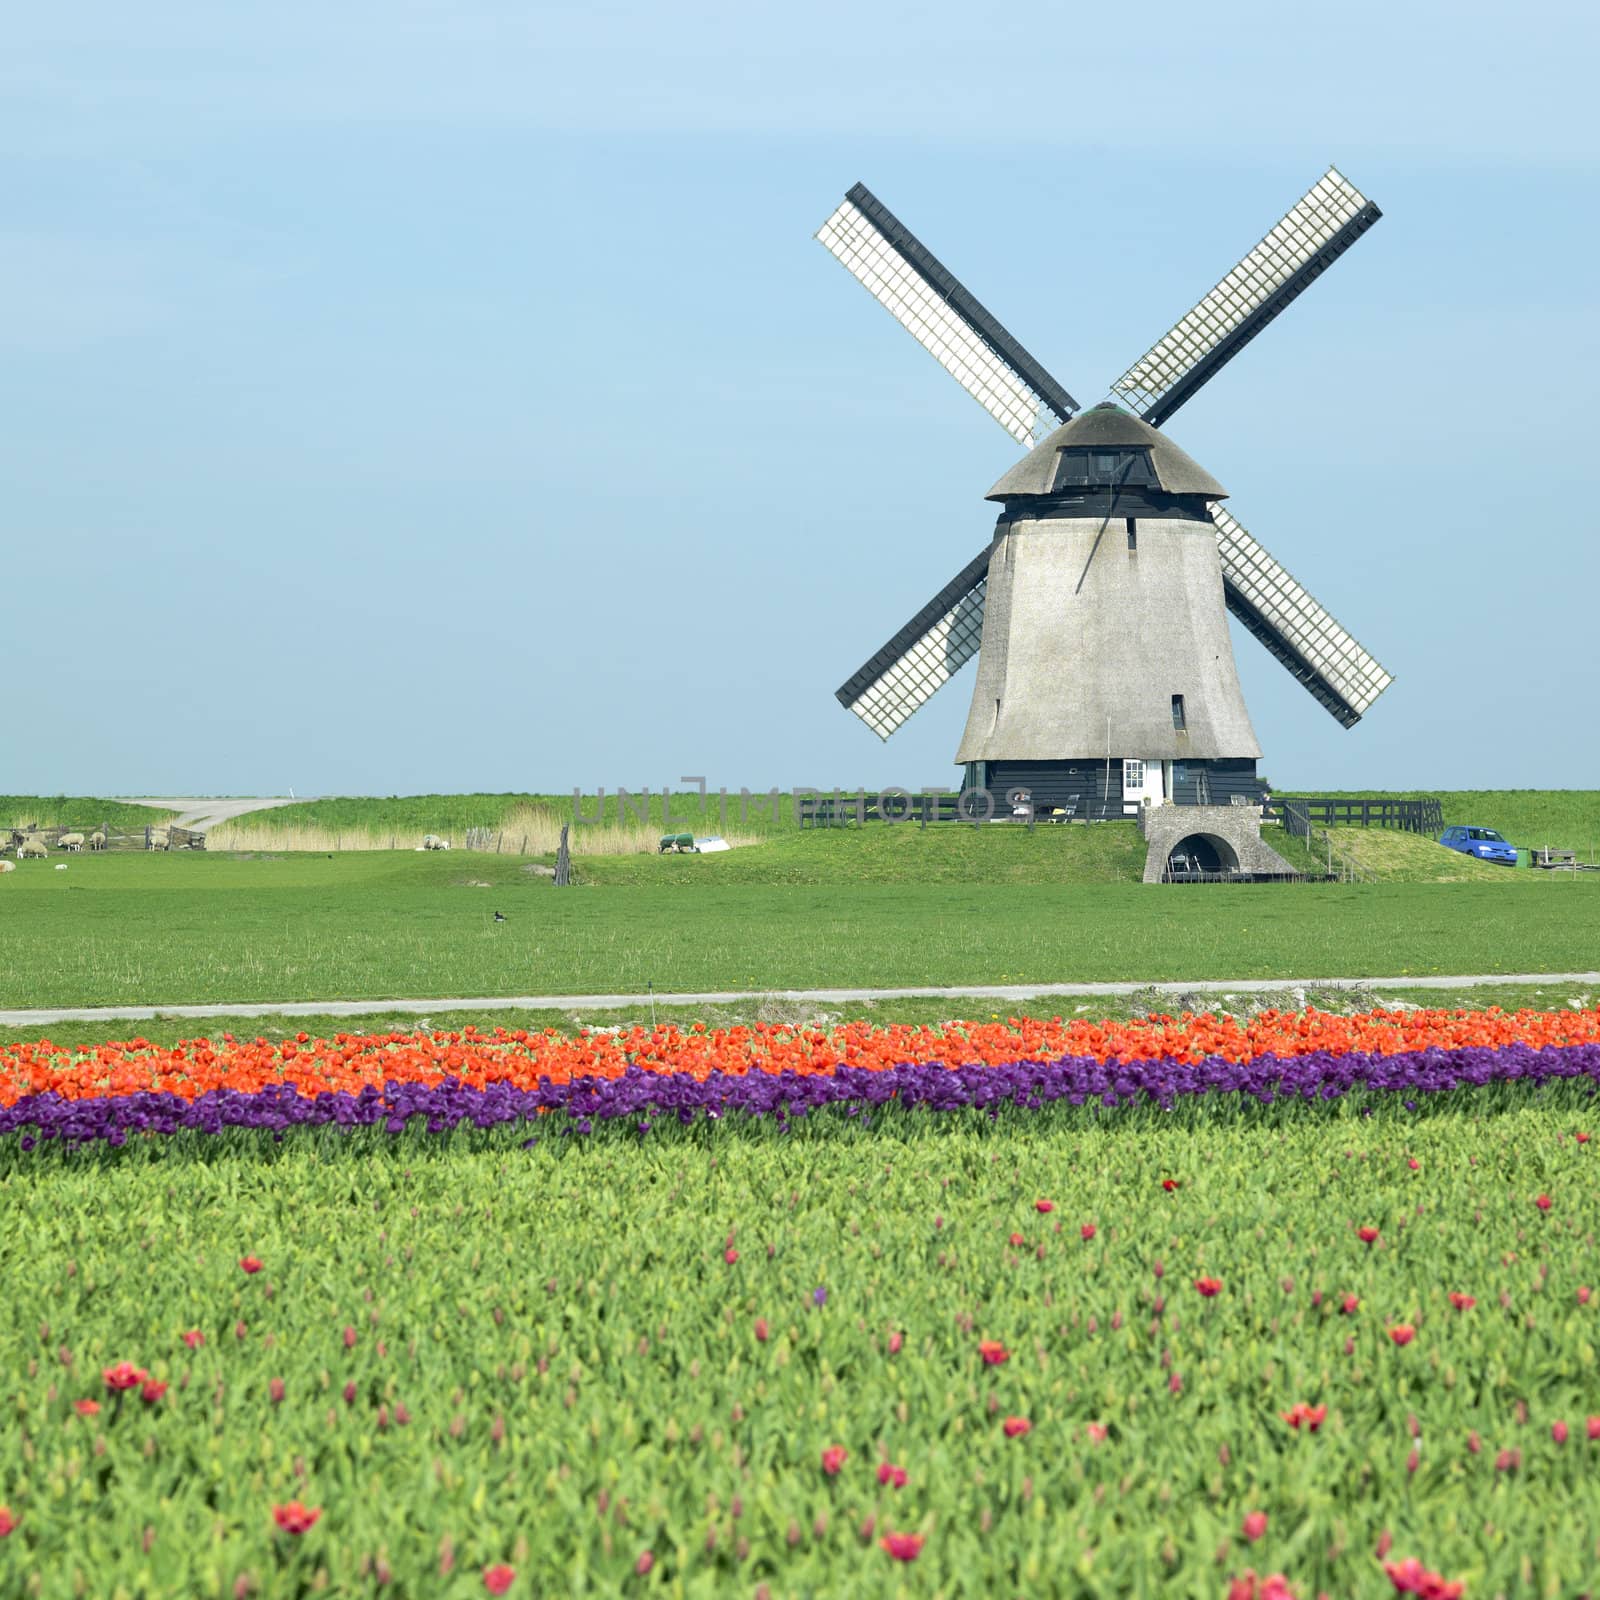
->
[1,850,1596,1012]
[2,1096,1596,1597]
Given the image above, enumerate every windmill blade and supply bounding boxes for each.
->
[1110,168,1381,427]
[1213,505,1392,728]
[836,546,991,739]
[817,184,1078,446]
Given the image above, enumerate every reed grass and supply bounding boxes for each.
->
[207,802,759,856]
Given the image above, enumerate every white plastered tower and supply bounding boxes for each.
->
[956,404,1260,807]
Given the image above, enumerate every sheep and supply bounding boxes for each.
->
[88,830,107,851]
[57,833,85,852]
[17,836,49,859]
[421,834,451,851]
[0,860,14,873]
[146,829,170,852]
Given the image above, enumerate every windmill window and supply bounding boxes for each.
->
[1171,694,1187,731]
[1123,758,1145,792]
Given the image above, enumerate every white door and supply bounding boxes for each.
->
[1122,758,1165,813]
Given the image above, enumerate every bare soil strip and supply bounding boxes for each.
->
[3,972,1597,1028]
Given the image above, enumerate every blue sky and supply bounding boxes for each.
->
[4,0,1596,796]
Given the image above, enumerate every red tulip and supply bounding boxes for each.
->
[482,1566,515,1595]
[1034,1199,1053,1214]
[1535,1194,1552,1211]
[1552,1419,1569,1444]
[1162,1178,1179,1191]
[880,1532,924,1562]
[1280,1402,1326,1432]
[1495,1447,1520,1471]
[72,1399,99,1417]
[1358,1226,1380,1244]
[1241,1510,1267,1542]
[1576,1131,1591,1143]
[978,1340,1009,1366]
[876,1461,908,1488]
[1388,1324,1415,1346]
[139,1379,167,1404]
[342,1325,357,1349]
[103,1361,146,1392]
[1448,1293,1475,1311]
[1340,1295,1360,1316]
[1587,1416,1600,1440]
[634,1551,654,1576]
[754,1318,769,1342]
[240,1256,263,1274]
[1578,1286,1592,1306]
[1008,1232,1025,1247]
[821,1446,847,1476]
[1002,1416,1031,1438]
[1407,1158,1420,1170]
[0,1507,16,1538]
[181,1330,205,1349]
[1195,1277,1223,1297]
[888,1330,903,1354]
[1086,1422,1109,1443]
[1080,1224,1096,1241]
[272,1501,321,1535]
[269,1378,286,1404]
[723,1248,738,1265]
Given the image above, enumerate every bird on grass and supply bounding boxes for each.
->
[493,911,507,923]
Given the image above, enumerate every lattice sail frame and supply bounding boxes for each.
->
[1212,506,1392,727]
[1110,169,1380,426]
[834,549,990,739]
[816,188,1076,446]
[818,169,1394,735]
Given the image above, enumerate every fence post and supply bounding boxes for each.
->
[554,824,571,887]
[496,832,503,854]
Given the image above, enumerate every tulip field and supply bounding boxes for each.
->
[2,1006,1600,1597]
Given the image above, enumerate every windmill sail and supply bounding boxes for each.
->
[1213,506,1392,727]
[835,547,991,739]
[1110,168,1381,427]
[817,184,1078,445]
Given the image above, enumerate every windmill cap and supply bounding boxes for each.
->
[985,402,1227,501]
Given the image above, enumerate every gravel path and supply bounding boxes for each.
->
[2,973,1595,1028]
[119,797,309,831]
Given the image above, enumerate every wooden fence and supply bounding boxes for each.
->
[1268,798,1443,838]
[800,792,1445,835]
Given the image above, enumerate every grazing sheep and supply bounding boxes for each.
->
[88,830,107,852]
[17,836,49,859]
[147,829,170,852]
[421,834,451,851]
[57,833,85,852]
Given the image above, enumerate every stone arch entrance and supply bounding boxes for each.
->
[1167,832,1240,877]
[1139,803,1295,884]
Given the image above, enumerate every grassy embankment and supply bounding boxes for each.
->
[0,796,176,832]
[1284,790,1600,869]
[0,1101,1596,1596]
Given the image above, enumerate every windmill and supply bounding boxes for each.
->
[816,170,1392,845]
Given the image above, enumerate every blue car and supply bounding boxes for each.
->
[1439,825,1518,866]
